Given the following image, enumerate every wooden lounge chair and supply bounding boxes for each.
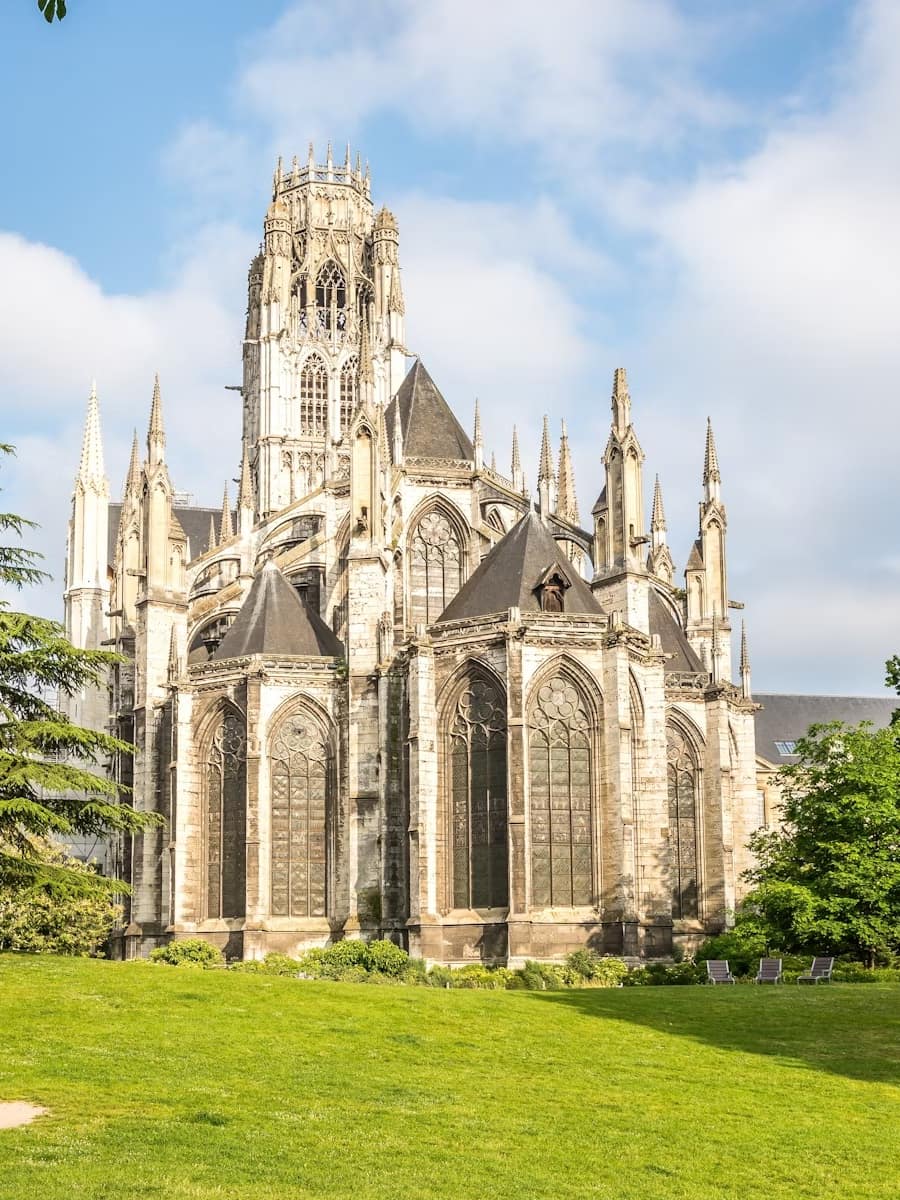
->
[797,956,834,984]
[706,960,735,984]
[755,957,783,984]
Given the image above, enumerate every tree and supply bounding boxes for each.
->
[38,1,67,22]
[886,655,900,725]
[0,443,160,897]
[742,721,900,967]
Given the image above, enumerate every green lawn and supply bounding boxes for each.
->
[0,956,898,1200]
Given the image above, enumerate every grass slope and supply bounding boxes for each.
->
[0,956,898,1200]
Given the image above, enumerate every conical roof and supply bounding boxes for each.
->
[385,359,473,461]
[212,560,344,660]
[438,511,603,623]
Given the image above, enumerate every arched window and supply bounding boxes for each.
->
[339,356,358,436]
[667,725,700,919]
[269,709,332,918]
[529,674,594,907]
[204,709,246,919]
[299,355,328,437]
[316,260,346,332]
[447,673,508,909]
[410,509,464,625]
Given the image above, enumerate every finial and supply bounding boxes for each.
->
[207,513,217,553]
[473,398,483,447]
[490,451,497,472]
[556,418,579,523]
[651,474,666,531]
[291,154,299,184]
[355,151,362,181]
[511,424,523,490]
[740,619,752,699]
[167,625,180,685]
[345,141,351,171]
[273,155,283,197]
[147,373,165,465]
[704,417,721,484]
[538,415,555,485]
[308,141,315,169]
[326,141,334,179]
[124,429,140,499]
[237,446,253,511]
[611,366,631,436]
[219,483,234,544]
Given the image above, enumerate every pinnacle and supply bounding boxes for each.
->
[207,514,217,553]
[538,415,555,484]
[651,474,666,530]
[556,420,579,523]
[473,398,483,447]
[219,484,234,544]
[740,619,750,673]
[123,429,141,498]
[611,366,632,435]
[613,366,628,397]
[148,373,164,438]
[359,311,374,385]
[238,446,253,510]
[77,379,106,487]
[704,417,721,484]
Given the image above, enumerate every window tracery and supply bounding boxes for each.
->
[315,260,346,332]
[410,510,464,625]
[667,725,700,919]
[447,674,508,909]
[205,709,246,919]
[269,712,330,918]
[299,355,328,437]
[528,674,593,907]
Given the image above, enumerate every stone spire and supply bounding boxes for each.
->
[647,474,675,586]
[473,398,483,470]
[556,420,579,523]
[207,514,217,553]
[611,366,631,438]
[710,611,722,684]
[77,381,107,489]
[651,474,666,533]
[123,430,141,500]
[167,624,181,685]
[511,425,524,492]
[147,373,165,466]
[219,484,234,544]
[740,619,752,699]
[377,402,390,464]
[537,416,555,516]
[237,446,253,511]
[704,417,721,502]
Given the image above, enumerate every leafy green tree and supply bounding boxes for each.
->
[742,721,900,967]
[885,655,900,725]
[0,444,160,896]
[0,840,121,954]
[38,1,67,23]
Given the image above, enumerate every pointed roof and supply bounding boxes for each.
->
[648,589,706,673]
[704,417,721,484]
[592,484,608,515]
[556,420,579,523]
[212,560,344,660]
[538,415,555,484]
[686,539,704,570]
[438,511,603,623]
[77,381,107,487]
[651,474,666,531]
[385,360,473,461]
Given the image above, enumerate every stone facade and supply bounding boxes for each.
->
[63,150,761,964]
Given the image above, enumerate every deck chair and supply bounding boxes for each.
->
[755,958,782,984]
[797,956,834,984]
[706,960,735,985]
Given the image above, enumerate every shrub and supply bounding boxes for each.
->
[512,960,568,991]
[365,938,409,977]
[696,928,767,977]
[424,964,454,988]
[150,938,223,968]
[564,950,629,987]
[832,963,900,984]
[231,952,301,977]
[623,961,706,986]
[449,964,513,989]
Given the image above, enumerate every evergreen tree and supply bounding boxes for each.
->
[0,443,160,896]
[742,721,900,967]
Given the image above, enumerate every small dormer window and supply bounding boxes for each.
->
[535,564,572,613]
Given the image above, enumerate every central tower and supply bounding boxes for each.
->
[242,144,407,517]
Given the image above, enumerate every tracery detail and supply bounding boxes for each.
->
[269,712,330,918]
[667,726,700,919]
[299,355,328,437]
[205,709,246,919]
[448,674,508,909]
[410,510,463,625]
[529,674,593,907]
[316,260,347,332]
[339,356,358,437]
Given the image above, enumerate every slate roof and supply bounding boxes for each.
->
[438,510,604,623]
[754,694,897,765]
[386,359,473,461]
[107,502,226,566]
[212,560,344,660]
[648,588,706,673]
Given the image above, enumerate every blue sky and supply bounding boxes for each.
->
[1,0,897,695]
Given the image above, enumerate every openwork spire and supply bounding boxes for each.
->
[77,380,106,488]
[123,430,141,499]
[219,484,234,544]
[556,420,579,523]
[651,474,666,532]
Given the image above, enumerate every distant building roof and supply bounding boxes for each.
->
[438,510,603,623]
[754,693,897,765]
[386,359,473,461]
[212,560,344,660]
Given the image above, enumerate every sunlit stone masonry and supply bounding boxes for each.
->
[63,147,761,964]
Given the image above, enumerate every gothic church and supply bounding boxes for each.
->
[64,148,760,963]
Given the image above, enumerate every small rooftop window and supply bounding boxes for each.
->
[774,740,797,757]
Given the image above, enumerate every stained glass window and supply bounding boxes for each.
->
[269,712,329,918]
[410,510,463,625]
[205,709,246,919]
[529,675,593,907]
[667,726,700,919]
[299,355,328,436]
[448,674,508,909]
